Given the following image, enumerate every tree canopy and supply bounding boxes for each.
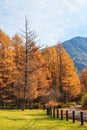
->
[0,29,81,108]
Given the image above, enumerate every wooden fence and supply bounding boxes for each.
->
[47,107,85,125]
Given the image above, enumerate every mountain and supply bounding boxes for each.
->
[62,36,87,73]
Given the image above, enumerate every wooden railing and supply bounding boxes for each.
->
[46,107,86,125]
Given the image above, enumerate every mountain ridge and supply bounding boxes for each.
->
[62,36,87,73]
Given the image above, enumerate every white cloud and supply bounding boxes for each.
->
[0,0,87,46]
[75,0,87,5]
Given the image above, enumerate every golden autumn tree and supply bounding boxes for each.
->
[20,19,51,110]
[79,68,87,94]
[42,46,60,101]
[0,29,16,107]
[25,47,51,108]
[11,19,51,110]
[11,34,25,107]
[56,44,81,102]
[43,44,81,103]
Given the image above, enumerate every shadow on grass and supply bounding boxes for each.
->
[0,113,57,122]
[25,113,45,116]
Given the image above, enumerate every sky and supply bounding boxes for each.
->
[0,0,87,46]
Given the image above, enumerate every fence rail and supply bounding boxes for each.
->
[46,107,87,126]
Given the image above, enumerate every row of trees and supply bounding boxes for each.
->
[0,20,51,110]
[0,21,81,109]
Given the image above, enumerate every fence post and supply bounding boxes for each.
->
[47,107,51,115]
[53,107,55,117]
[66,110,68,121]
[61,110,63,120]
[49,107,51,116]
[80,112,84,125]
[72,111,75,123]
[47,108,49,115]
[57,109,59,118]
[50,107,52,117]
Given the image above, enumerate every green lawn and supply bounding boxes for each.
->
[0,109,87,130]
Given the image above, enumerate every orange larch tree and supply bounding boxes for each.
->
[0,30,16,107]
[43,44,81,103]
[79,68,87,94]
[56,44,81,102]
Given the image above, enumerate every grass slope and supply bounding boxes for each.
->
[0,109,87,130]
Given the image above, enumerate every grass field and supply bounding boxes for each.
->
[0,109,87,130]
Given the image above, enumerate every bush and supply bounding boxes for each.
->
[45,100,62,108]
[62,102,76,108]
[62,103,70,108]
[81,93,87,109]
[33,103,43,109]
[70,102,76,106]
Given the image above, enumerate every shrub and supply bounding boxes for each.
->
[62,103,70,108]
[81,93,87,109]
[45,100,62,108]
[70,102,76,106]
[33,103,43,109]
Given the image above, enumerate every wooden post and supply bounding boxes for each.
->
[53,108,55,117]
[49,107,51,115]
[50,107,52,117]
[72,111,75,123]
[47,107,50,115]
[80,112,84,125]
[61,110,63,120]
[57,109,59,118]
[47,108,48,115]
[52,108,53,117]
[66,110,68,121]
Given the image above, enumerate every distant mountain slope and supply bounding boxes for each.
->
[62,36,87,73]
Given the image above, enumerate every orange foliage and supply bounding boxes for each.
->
[45,100,58,107]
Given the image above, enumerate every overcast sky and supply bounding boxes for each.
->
[0,0,87,46]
